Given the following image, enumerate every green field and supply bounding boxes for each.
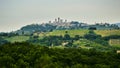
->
[94,30,120,37]
[39,29,120,37]
[109,39,120,47]
[45,29,89,37]
[3,29,120,44]
[72,39,109,49]
[4,36,30,43]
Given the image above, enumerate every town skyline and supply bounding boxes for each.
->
[0,17,120,32]
[0,17,119,33]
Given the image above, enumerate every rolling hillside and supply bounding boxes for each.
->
[4,36,29,43]
[38,29,120,37]
[3,29,120,45]
[42,29,89,37]
[109,39,120,47]
[94,30,120,37]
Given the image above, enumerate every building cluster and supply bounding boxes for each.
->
[47,17,89,29]
[13,17,119,35]
[48,17,70,27]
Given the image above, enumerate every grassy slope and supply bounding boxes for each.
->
[73,39,107,49]
[46,29,89,37]
[94,30,120,47]
[4,36,29,43]
[46,29,120,48]
[4,29,120,46]
[94,30,120,37]
[45,29,120,37]
[109,39,120,47]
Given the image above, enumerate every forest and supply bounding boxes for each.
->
[0,30,120,68]
[0,42,120,68]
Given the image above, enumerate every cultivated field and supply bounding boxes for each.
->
[43,29,120,37]
[46,29,89,37]
[4,36,29,43]
[4,29,120,43]
[94,29,120,37]
[109,39,120,47]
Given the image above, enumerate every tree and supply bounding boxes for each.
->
[64,34,71,40]
[72,64,83,68]
[74,35,80,40]
[0,37,8,45]
[34,54,52,68]
[0,56,15,68]
[17,59,29,68]
[89,27,97,30]
[84,30,101,40]
[65,31,68,33]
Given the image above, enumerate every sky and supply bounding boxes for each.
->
[0,0,120,32]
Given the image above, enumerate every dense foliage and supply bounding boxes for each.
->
[21,24,56,32]
[0,42,120,68]
[103,35,120,41]
[0,37,8,45]
[84,30,109,46]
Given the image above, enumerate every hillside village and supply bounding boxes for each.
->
[0,18,120,54]
[0,17,119,36]
[13,17,119,35]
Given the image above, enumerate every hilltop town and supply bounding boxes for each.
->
[13,17,119,35]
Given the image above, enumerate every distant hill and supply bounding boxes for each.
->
[115,23,120,27]
[14,22,119,35]
[14,24,56,35]
[9,18,119,35]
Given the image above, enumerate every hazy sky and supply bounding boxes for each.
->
[0,0,120,32]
